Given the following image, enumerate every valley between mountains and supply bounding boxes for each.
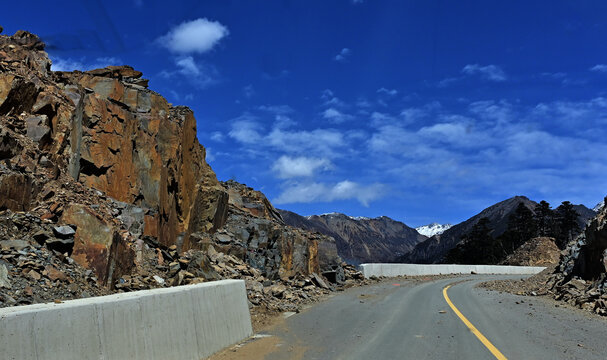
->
[2,28,607,360]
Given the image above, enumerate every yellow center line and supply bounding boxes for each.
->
[442,284,508,360]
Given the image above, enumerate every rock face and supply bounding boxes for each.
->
[549,197,607,315]
[0,31,227,255]
[201,181,343,281]
[279,210,427,264]
[0,30,335,290]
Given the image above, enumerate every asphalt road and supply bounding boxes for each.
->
[249,276,607,360]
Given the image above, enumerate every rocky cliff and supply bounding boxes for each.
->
[279,210,427,264]
[550,197,607,314]
[0,29,340,296]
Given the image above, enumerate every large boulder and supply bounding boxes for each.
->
[61,204,134,287]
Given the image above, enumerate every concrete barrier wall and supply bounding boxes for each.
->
[0,279,253,360]
[359,263,546,278]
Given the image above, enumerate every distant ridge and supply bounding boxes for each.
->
[279,210,427,264]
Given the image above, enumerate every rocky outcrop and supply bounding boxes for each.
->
[0,30,334,291]
[198,181,343,281]
[547,197,607,315]
[0,31,227,256]
[279,210,427,264]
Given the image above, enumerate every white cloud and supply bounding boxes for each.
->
[272,156,332,178]
[210,131,225,142]
[175,56,200,76]
[334,48,351,62]
[50,56,122,72]
[323,108,353,123]
[377,87,398,96]
[320,89,345,108]
[266,127,346,157]
[437,76,462,88]
[228,115,263,144]
[274,180,385,206]
[159,57,218,88]
[590,64,607,73]
[205,147,215,162]
[158,18,229,54]
[462,64,507,81]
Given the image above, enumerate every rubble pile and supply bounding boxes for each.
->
[500,237,561,267]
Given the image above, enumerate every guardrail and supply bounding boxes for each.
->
[0,279,252,360]
[359,264,546,278]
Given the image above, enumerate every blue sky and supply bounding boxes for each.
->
[4,1,607,226]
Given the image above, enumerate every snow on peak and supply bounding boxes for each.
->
[415,223,452,237]
[594,200,605,212]
[305,212,372,221]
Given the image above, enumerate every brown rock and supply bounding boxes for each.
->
[45,265,67,282]
[0,172,38,211]
[28,269,41,281]
[61,204,133,287]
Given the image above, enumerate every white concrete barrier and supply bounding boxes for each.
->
[359,263,546,278]
[0,279,253,360]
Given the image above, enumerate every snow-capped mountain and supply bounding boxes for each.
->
[593,200,605,212]
[306,212,371,221]
[415,223,453,237]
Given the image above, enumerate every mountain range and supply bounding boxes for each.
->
[281,196,597,266]
[399,196,596,264]
[279,210,426,264]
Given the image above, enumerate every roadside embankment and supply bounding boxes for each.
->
[359,263,545,278]
[0,279,252,360]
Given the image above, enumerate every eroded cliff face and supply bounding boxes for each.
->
[0,31,228,253]
[198,181,343,281]
[0,30,337,288]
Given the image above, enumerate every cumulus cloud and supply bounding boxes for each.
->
[590,64,607,73]
[334,48,351,62]
[461,64,507,81]
[158,18,229,54]
[323,108,353,123]
[272,156,332,178]
[274,180,385,206]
